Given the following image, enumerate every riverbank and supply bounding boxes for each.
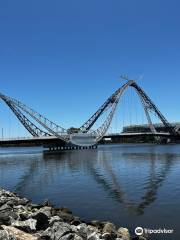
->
[0,187,147,240]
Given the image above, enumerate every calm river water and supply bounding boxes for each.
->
[0,144,180,240]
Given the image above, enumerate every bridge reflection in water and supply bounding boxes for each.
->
[90,149,174,215]
[0,144,180,239]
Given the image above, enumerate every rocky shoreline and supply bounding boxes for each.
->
[0,188,147,240]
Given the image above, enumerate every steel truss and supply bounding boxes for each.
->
[0,93,68,141]
[80,80,177,142]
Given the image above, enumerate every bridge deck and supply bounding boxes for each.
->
[0,132,170,142]
[0,132,173,148]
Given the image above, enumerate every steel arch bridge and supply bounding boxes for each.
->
[0,80,178,147]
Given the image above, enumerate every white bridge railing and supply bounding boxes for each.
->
[0,136,58,141]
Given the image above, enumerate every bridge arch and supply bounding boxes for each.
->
[78,80,176,145]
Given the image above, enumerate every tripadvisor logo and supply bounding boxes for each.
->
[135,227,174,236]
[135,227,144,236]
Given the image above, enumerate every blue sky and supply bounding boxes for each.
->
[0,0,180,135]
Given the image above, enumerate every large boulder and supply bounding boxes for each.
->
[1,225,39,240]
[41,221,72,239]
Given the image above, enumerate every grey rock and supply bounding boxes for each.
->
[13,204,28,212]
[19,211,31,221]
[41,221,72,239]
[102,232,113,240]
[86,225,99,236]
[42,199,51,207]
[76,223,88,238]
[117,228,130,240]
[102,222,116,238]
[0,189,14,197]
[11,218,37,232]
[0,230,10,240]
[0,211,18,225]
[71,216,82,226]
[40,226,53,239]
[59,233,75,240]
[74,234,84,240]
[49,215,63,226]
[38,206,52,218]
[18,198,29,205]
[32,212,49,230]
[30,206,52,230]
[88,232,101,240]
[0,203,12,212]
[0,199,7,207]
[7,198,29,207]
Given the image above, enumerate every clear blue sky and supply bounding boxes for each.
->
[0,0,180,132]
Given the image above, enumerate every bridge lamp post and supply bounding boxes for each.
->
[1,128,3,139]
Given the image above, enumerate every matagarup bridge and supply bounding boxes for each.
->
[0,79,179,149]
